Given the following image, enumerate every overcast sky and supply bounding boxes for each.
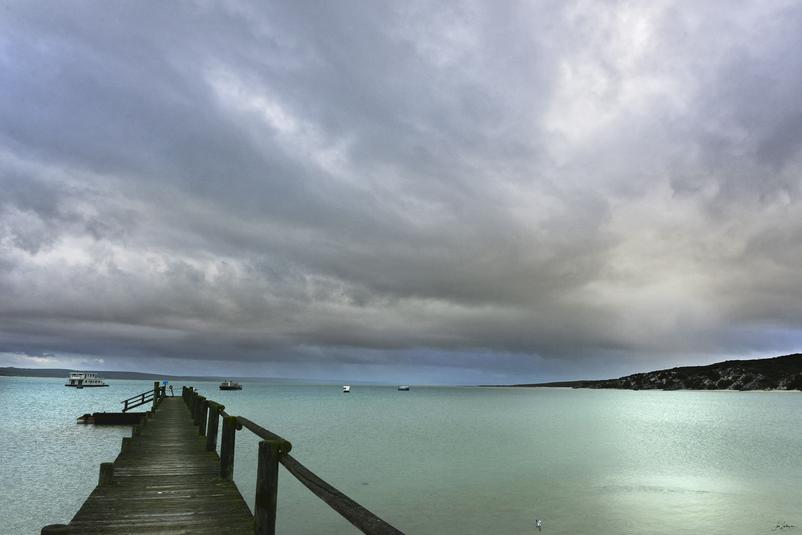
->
[1,1,802,383]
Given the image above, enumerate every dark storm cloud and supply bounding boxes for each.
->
[2,1,802,380]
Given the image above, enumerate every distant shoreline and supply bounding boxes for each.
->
[0,366,232,382]
[0,367,406,386]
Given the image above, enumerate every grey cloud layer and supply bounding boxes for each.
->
[2,1,802,378]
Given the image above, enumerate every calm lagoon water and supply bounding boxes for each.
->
[1,376,800,534]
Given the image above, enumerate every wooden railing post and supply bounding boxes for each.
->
[191,393,199,424]
[206,403,222,452]
[255,440,288,535]
[152,381,160,410]
[198,398,208,436]
[220,415,237,480]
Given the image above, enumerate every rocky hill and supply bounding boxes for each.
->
[517,353,802,391]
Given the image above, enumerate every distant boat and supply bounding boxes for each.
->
[219,380,242,391]
[65,372,108,388]
[397,385,410,391]
[342,385,351,393]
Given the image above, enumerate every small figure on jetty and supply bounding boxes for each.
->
[535,518,543,531]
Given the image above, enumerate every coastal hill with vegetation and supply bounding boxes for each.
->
[516,353,802,391]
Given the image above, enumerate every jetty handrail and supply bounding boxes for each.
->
[236,416,291,445]
[121,383,166,412]
[182,386,404,535]
[280,453,402,535]
[120,391,152,403]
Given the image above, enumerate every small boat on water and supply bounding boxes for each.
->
[342,385,351,393]
[397,385,410,391]
[65,372,108,388]
[219,380,242,391]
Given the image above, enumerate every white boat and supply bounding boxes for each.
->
[65,372,109,388]
[342,385,351,393]
[398,385,410,391]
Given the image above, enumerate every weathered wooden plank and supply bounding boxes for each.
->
[61,398,253,534]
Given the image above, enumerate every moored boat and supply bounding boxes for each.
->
[65,372,109,388]
[342,385,351,393]
[219,380,242,391]
[397,385,410,391]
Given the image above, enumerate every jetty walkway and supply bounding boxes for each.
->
[43,385,403,534]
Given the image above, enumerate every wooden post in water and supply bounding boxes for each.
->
[198,397,208,436]
[121,437,132,453]
[98,462,114,486]
[254,440,285,535]
[206,403,221,451]
[220,415,237,480]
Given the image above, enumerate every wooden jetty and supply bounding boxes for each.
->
[43,384,403,534]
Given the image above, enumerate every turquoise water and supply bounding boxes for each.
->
[1,377,800,534]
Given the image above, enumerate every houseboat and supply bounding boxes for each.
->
[65,372,108,388]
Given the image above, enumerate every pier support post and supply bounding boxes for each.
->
[98,462,114,486]
[191,394,199,424]
[153,381,160,410]
[121,437,132,453]
[132,425,141,437]
[206,403,221,451]
[198,397,208,436]
[254,440,286,535]
[220,415,237,480]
